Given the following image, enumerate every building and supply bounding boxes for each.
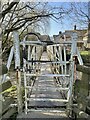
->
[53,28,87,50]
[83,30,90,49]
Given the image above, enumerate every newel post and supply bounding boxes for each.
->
[13,31,22,113]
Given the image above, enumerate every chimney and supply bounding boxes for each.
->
[74,25,76,30]
[59,31,62,34]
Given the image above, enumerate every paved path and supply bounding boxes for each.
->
[17,52,69,119]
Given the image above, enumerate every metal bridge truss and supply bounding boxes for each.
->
[21,33,77,115]
[6,31,83,116]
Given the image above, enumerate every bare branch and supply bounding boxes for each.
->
[1,2,19,18]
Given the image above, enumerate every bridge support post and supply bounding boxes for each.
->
[67,60,75,117]
[0,4,2,118]
[0,40,2,120]
[67,33,78,116]
[13,31,22,114]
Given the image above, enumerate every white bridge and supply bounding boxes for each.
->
[6,31,83,118]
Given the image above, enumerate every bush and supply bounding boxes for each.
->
[80,51,90,63]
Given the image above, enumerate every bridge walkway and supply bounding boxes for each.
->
[17,52,69,119]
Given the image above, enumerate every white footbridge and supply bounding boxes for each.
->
[6,31,83,118]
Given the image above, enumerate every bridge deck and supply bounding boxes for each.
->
[17,52,69,119]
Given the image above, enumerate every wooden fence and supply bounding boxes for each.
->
[0,76,17,119]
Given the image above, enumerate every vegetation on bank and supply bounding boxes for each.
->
[80,51,90,56]
[80,51,90,63]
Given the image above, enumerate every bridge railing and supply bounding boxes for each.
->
[5,31,84,116]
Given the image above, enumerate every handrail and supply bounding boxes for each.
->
[23,32,41,42]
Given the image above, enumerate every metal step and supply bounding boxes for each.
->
[27,109,66,113]
[26,98,68,102]
[25,73,70,77]
[25,86,69,91]
[20,41,72,46]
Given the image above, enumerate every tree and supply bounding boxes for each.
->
[70,2,89,27]
[1,2,50,51]
[1,1,71,51]
[71,1,90,43]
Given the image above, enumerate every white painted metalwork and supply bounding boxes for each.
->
[70,32,78,59]
[23,59,28,114]
[13,31,20,69]
[25,86,69,91]
[64,35,67,75]
[27,45,31,70]
[25,73,70,77]
[59,45,64,74]
[26,98,69,102]
[77,47,83,65]
[6,31,84,116]
[13,31,22,113]
[27,109,66,113]
[22,33,76,114]
[20,41,47,46]
[7,46,14,70]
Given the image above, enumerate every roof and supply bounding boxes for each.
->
[40,35,51,41]
[24,33,51,42]
[65,29,87,37]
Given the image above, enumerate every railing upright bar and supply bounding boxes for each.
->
[13,31,22,114]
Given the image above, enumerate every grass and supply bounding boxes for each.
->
[80,51,90,56]
[80,50,90,64]
[1,85,17,94]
